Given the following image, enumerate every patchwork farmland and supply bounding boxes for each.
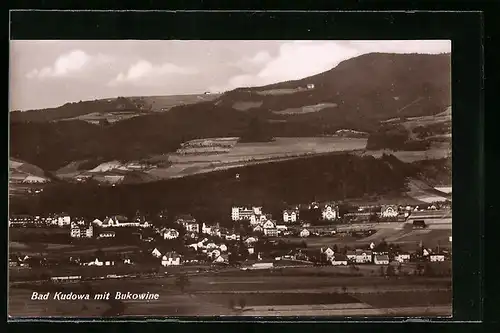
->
[59,136,368,182]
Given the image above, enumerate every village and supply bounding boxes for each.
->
[9,198,452,284]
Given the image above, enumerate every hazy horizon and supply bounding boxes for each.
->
[10,40,451,111]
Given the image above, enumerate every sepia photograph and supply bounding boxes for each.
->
[9,39,452,318]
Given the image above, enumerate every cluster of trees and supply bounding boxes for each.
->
[366,124,431,151]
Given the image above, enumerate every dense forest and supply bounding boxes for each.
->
[366,124,432,151]
[9,153,451,225]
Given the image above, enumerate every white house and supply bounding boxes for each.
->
[395,253,411,263]
[374,254,390,265]
[161,252,182,266]
[321,247,335,260]
[322,204,338,221]
[354,250,373,264]
[253,225,263,233]
[219,244,228,252]
[213,254,228,264]
[248,247,255,254]
[92,218,103,226]
[244,237,258,245]
[380,205,399,219]
[300,229,310,238]
[262,220,277,237]
[307,83,315,89]
[283,209,299,223]
[162,228,180,240]
[430,254,445,262]
[152,248,162,258]
[57,215,71,227]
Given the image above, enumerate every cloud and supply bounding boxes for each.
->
[108,60,198,86]
[26,50,113,79]
[234,51,273,68]
[210,40,451,92]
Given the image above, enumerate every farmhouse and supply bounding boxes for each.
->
[354,249,373,264]
[331,254,348,266]
[283,209,299,223]
[322,204,339,221]
[321,247,335,260]
[380,205,399,219]
[307,83,315,89]
[161,252,182,266]
[374,254,390,265]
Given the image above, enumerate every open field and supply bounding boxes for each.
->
[406,179,451,203]
[359,148,450,163]
[146,137,368,179]
[62,111,143,124]
[282,226,451,250]
[9,273,451,317]
[138,94,221,111]
[272,103,338,115]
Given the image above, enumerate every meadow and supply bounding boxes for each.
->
[8,272,452,317]
[147,136,368,179]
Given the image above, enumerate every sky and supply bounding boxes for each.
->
[9,40,451,111]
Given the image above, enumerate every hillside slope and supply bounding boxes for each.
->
[10,53,451,171]
[219,53,450,120]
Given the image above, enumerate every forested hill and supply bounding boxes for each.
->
[10,53,451,171]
